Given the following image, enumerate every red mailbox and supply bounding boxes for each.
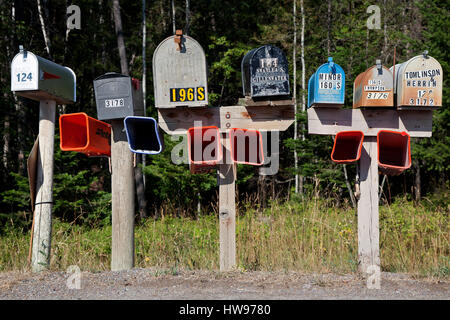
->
[229,128,264,166]
[331,131,364,163]
[59,112,111,157]
[187,126,222,173]
[377,130,411,176]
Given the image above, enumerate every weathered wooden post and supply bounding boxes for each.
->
[155,37,295,271]
[11,46,76,272]
[307,54,441,286]
[93,73,145,271]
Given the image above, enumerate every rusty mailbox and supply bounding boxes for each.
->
[241,45,290,99]
[308,57,345,108]
[353,60,394,108]
[153,30,208,108]
[390,51,443,109]
[11,46,76,104]
[93,73,144,121]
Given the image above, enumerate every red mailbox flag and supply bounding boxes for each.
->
[59,112,111,157]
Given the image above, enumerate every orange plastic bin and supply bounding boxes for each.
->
[59,112,111,157]
[331,131,364,163]
[377,130,411,176]
[187,126,222,173]
[229,128,264,166]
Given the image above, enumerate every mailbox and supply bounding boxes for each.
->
[187,126,221,174]
[124,116,163,155]
[153,31,208,108]
[229,128,264,166]
[59,112,111,157]
[377,130,411,176]
[353,60,394,108]
[11,46,76,104]
[308,57,345,108]
[93,73,144,121]
[390,51,443,109]
[241,45,290,99]
[331,131,364,164]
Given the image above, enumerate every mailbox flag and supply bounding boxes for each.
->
[59,112,111,157]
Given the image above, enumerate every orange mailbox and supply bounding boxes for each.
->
[229,128,264,166]
[331,131,364,164]
[353,60,394,108]
[187,126,222,174]
[377,130,411,176]
[59,112,111,157]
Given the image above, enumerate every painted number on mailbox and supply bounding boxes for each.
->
[170,87,205,103]
[105,98,125,108]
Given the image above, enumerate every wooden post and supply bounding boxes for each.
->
[111,120,135,271]
[31,100,56,272]
[357,136,380,275]
[219,131,236,271]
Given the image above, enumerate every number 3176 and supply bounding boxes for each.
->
[170,87,205,103]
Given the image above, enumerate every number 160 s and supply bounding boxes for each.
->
[170,87,205,103]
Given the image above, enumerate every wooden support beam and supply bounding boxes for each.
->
[31,100,56,272]
[357,136,380,277]
[111,120,135,271]
[158,105,295,134]
[218,132,236,271]
[307,108,432,137]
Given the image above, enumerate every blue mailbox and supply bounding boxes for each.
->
[307,57,345,108]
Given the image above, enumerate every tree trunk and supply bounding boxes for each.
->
[171,0,176,34]
[36,0,51,58]
[185,0,190,35]
[413,159,421,201]
[112,0,147,219]
[293,0,299,194]
[299,0,305,195]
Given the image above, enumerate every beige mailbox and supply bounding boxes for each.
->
[390,51,442,109]
[353,60,394,108]
[153,31,208,108]
[11,47,76,104]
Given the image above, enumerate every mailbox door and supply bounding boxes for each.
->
[246,45,290,98]
[153,35,208,108]
[397,55,442,108]
[307,74,315,108]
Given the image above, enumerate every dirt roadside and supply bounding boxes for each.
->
[0,268,448,300]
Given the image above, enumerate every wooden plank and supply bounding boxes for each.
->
[31,100,56,272]
[111,120,135,271]
[307,107,433,137]
[357,136,380,281]
[218,132,236,271]
[244,97,295,107]
[158,105,295,134]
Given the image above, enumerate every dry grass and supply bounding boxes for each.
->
[0,198,448,278]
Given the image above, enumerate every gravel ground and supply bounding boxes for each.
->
[0,268,448,300]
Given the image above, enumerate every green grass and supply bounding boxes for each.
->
[0,198,448,278]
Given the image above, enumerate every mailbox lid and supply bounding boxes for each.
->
[242,45,290,98]
[309,57,345,107]
[93,73,141,121]
[11,50,76,104]
[353,64,394,108]
[153,35,208,108]
[393,54,442,108]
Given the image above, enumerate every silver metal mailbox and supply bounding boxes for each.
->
[390,51,443,109]
[153,32,208,108]
[11,46,76,104]
[93,73,144,121]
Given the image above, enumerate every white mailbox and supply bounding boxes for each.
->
[11,47,76,104]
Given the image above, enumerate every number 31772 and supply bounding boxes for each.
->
[170,87,205,103]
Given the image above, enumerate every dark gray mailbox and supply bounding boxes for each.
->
[241,45,290,99]
[93,73,144,121]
